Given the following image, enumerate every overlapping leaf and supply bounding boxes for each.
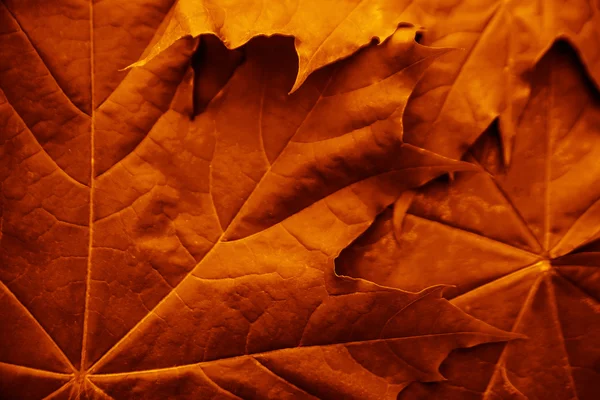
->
[0,1,521,396]
[129,0,422,92]
[135,0,600,165]
[400,0,600,164]
[5,0,600,398]
[338,42,600,399]
[84,29,516,400]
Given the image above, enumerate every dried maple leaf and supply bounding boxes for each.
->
[129,0,425,93]
[0,4,518,397]
[338,42,600,399]
[138,0,600,164]
[399,0,600,164]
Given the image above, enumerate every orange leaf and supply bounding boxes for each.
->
[340,42,600,400]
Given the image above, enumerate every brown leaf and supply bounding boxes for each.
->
[129,0,423,92]
[0,5,517,397]
[401,0,600,164]
[339,42,600,399]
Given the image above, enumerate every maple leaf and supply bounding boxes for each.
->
[0,2,519,396]
[129,0,424,93]
[338,42,600,399]
[399,0,600,165]
[135,0,600,164]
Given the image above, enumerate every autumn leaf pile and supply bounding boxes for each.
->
[1,0,599,399]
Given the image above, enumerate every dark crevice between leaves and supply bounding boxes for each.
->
[413,31,423,44]
[525,39,600,108]
[465,118,505,175]
[551,39,600,95]
[190,35,246,119]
